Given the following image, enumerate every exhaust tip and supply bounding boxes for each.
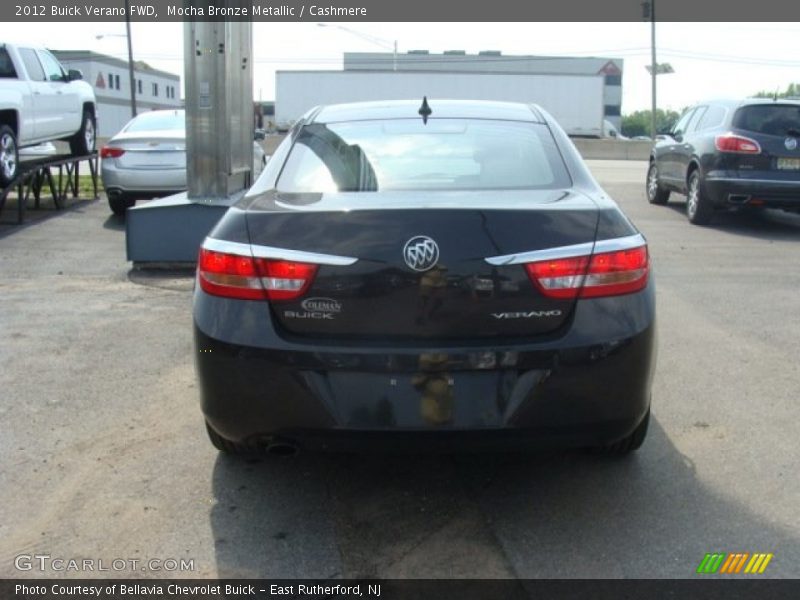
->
[727,194,751,205]
[266,443,299,457]
[256,436,299,456]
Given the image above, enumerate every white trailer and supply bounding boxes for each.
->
[276,71,606,137]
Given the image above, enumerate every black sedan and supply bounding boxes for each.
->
[647,98,800,224]
[193,99,656,456]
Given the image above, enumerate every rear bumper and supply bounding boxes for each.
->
[704,173,800,209]
[193,280,657,450]
[101,162,186,199]
[242,424,649,453]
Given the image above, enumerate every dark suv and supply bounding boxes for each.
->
[647,99,800,225]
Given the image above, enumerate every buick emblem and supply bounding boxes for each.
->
[403,236,440,272]
[785,137,798,151]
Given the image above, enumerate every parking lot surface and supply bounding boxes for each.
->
[1,160,798,578]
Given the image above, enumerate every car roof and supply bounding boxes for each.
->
[692,98,800,109]
[737,98,800,108]
[127,109,184,122]
[1,42,46,51]
[135,109,184,115]
[310,99,544,124]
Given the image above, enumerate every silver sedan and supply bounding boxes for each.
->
[101,110,266,215]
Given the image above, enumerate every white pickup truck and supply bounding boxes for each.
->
[0,42,97,186]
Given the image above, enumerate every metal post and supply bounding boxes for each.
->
[124,0,137,118]
[650,0,656,140]
[184,18,253,201]
[126,9,254,264]
[393,40,398,71]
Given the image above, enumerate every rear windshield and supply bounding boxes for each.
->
[733,104,800,136]
[124,111,185,133]
[276,119,570,193]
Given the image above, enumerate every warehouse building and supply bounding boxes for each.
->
[341,51,624,130]
[52,50,181,138]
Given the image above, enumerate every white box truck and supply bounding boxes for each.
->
[275,71,606,137]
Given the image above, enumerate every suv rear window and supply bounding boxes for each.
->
[733,104,800,136]
[276,119,570,193]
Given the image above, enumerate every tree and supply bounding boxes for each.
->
[621,109,682,138]
[753,83,800,99]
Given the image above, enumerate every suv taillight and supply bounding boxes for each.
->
[198,248,318,301]
[715,133,761,154]
[524,245,649,299]
[100,146,125,159]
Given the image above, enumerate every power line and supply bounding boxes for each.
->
[657,48,800,67]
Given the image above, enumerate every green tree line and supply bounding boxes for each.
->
[753,83,800,99]
[621,109,681,138]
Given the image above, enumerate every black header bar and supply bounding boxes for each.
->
[2,579,799,600]
[2,0,800,22]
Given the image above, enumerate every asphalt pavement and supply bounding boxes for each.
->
[1,160,798,579]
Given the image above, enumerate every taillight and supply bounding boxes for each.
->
[198,248,318,301]
[256,259,318,301]
[715,133,761,154]
[525,245,649,299]
[100,146,125,159]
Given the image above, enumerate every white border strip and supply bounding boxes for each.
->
[203,237,358,266]
[485,233,646,266]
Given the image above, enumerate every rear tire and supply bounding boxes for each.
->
[646,162,670,205]
[0,125,19,187]
[108,194,135,215]
[69,109,96,156]
[594,409,650,456]
[686,171,714,225]
[205,421,256,455]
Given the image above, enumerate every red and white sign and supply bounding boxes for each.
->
[597,61,621,76]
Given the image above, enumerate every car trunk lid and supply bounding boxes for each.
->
[243,189,601,340]
[105,130,186,170]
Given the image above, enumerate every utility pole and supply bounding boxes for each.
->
[648,0,657,140]
[124,0,137,118]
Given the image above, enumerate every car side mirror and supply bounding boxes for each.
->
[67,69,83,81]
[254,129,266,141]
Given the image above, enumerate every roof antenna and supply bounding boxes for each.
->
[418,96,432,124]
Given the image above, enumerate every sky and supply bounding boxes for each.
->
[4,21,800,113]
